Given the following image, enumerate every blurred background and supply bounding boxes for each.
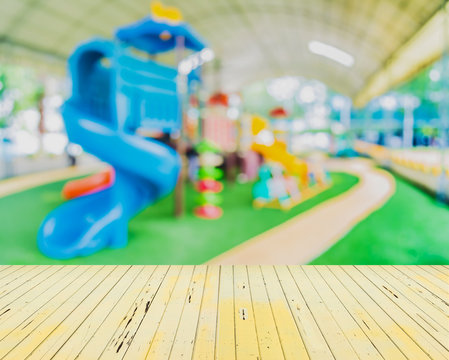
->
[0,0,448,265]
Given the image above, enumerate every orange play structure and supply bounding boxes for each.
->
[62,168,115,200]
[251,115,309,186]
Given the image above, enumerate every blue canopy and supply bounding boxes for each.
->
[115,17,208,55]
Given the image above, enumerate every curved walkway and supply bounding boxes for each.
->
[0,164,105,198]
[208,158,396,264]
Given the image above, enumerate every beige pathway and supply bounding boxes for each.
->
[209,158,396,264]
[0,164,105,198]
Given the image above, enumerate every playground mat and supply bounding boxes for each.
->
[312,172,449,265]
[0,171,358,264]
[210,159,395,264]
[0,265,447,359]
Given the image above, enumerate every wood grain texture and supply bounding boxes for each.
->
[0,265,447,359]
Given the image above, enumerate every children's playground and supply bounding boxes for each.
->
[1,1,449,265]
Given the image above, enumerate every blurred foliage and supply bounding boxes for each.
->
[396,67,432,99]
[241,80,306,118]
[352,60,443,132]
[242,57,444,136]
[0,63,44,128]
[242,81,283,116]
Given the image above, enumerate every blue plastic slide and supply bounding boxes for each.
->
[37,15,207,259]
[37,103,181,259]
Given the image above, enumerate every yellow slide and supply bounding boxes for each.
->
[251,115,309,185]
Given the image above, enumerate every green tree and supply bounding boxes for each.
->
[0,63,43,128]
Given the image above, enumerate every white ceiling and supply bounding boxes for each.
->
[0,0,446,105]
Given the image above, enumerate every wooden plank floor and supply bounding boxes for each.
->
[0,266,447,359]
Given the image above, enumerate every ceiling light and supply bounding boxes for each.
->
[255,129,275,146]
[331,95,347,110]
[297,86,316,104]
[308,41,354,67]
[379,95,397,111]
[178,60,193,75]
[179,48,215,75]
[266,76,300,101]
[227,108,239,120]
[429,69,441,82]
[200,48,215,62]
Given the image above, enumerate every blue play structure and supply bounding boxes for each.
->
[37,16,207,259]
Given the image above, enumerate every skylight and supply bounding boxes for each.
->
[308,41,354,67]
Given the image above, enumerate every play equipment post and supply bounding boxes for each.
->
[437,8,449,203]
[174,35,185,218]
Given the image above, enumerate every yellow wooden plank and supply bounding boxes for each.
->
[109,266,181,359]
[0,265,42,298]
[316,266,407,360]
[1,266,116,359]
[246,265,284,360]
[0,266,43,299]
[419,266,449,284]
[0,266,89,347]
[28,266,131,360]
[356,266,449,347]
[122,266,193,359]
[41,266,147,360]
[342,266,448,360]
[364,266,448,326]
[98,265,173,359]
[302,266,383,359]
[288,266,359,360]
[430,266,449,276]
[4,266,121,360]
[260,266,309,360]
[233,265,260,359]
[331,266,432,359]
[144,266,196,359]
[383,266,449,315]
[0,266,69,325]
[215,266,236,360]
[78,266,167,359]
[275,265,334,359]
[169,266,208,359]
[0,265,447,360]
[192,266,220,360]
[0,265,12,274]
[0,265,25,282]
[399,266,448,297]
[395,266,448,310]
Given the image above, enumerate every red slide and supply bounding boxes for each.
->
[62,168,115,200]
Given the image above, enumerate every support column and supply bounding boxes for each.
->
[437,3,449,202]
[402,96,416,149]
[174,36,186,217]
